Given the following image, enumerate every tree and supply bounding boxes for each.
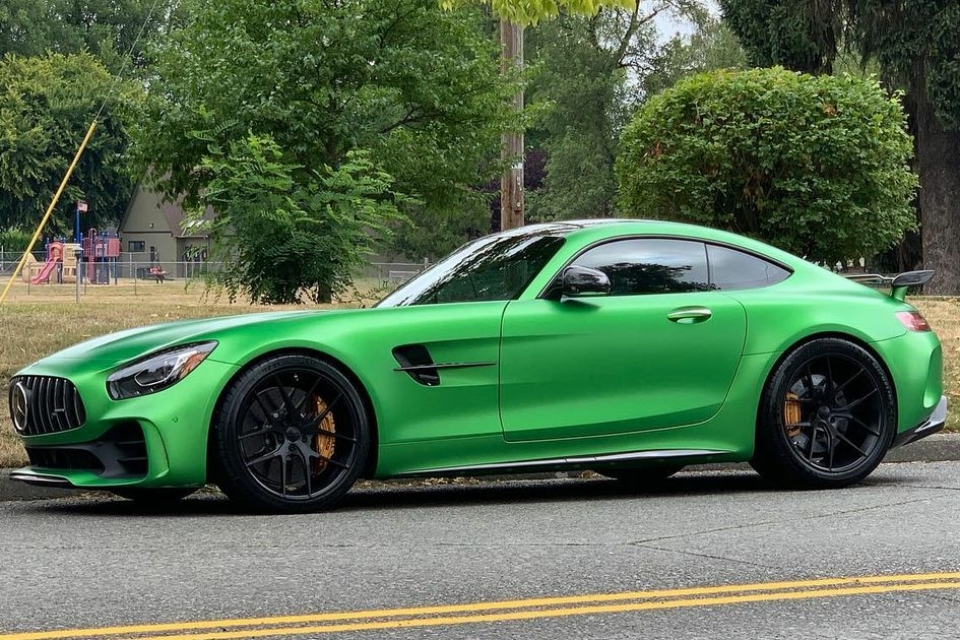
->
[446,0,634,229]
[0,0,179,72]
[719,0,841,74]
[719,0,960,293]
[851,2,960,293]
[134,0,514,302]
[524,5,737,222]
[642,17,748,96]
[198,136,404,305]
[617,67,917,265]
[0,52,137,235]
[0,0,66,57]
[525,7,657,221]
[458,0,632,23]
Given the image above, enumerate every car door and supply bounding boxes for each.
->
[499,238,748,442]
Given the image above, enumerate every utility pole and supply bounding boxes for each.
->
[500,19,524,231]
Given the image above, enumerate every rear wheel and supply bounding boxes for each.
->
[752,338,895,488]
[213,354,371,513]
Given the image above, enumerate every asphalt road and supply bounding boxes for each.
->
[1,462,959,640]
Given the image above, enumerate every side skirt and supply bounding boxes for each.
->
[394,448,726,479]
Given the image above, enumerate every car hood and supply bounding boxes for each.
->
[30,309,355,369]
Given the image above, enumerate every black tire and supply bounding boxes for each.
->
[111,488,195,503]
[752,337,895,489]
[596,465,684,485]
[212,354,371,513]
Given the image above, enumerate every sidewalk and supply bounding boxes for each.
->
[3,434,958,502]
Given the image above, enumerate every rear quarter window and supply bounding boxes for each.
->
[707,244,790,291]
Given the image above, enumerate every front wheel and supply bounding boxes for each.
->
[212,354,371,513]
[752,338,895,489]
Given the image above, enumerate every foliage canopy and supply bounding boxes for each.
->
[719,0,960,129]
[617,67,917,265]
[525,3,726,222]
[444,0,633,25]
[0,52,136,235]
[719,0,960,293]
[135,0,515,302]
[0,0,178,72]
[199,136,404,305]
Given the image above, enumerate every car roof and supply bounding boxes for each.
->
[498,219,807,271]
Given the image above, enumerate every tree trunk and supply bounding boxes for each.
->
[913,61,960,294]
[500,20,524,231]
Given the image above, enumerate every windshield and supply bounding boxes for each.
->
[376,232,566,307]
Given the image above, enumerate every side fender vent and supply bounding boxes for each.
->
[393,345,440,386]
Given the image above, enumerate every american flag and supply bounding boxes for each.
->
[77,201,88,212]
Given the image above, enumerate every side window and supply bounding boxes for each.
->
[573,239,710,296]
[707,245,790,290]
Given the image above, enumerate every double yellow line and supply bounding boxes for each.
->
[3,572,960,640]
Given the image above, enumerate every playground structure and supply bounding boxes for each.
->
[22,241,82,284]
[22,229,121,285]
[82,229,121,284]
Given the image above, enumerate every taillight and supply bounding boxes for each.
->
[896,310,931,331]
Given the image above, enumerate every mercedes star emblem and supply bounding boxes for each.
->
[11,382,29,433]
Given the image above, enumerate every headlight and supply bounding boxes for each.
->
[107,342,217,400]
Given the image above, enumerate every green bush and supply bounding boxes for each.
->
[195,134,404,305]
[0,229,32,253]
[617,67,918,265]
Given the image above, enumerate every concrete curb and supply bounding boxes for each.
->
[2,434,959,502]
[882,433,960,463]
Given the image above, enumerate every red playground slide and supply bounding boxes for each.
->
[31,259,58,284]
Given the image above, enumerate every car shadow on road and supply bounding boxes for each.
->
[340,470,902,513]
[21,468,904,518]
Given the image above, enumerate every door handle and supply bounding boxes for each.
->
[667,307,713,324]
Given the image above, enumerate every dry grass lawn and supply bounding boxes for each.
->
[0,279,370,467]
[0,280,957,469]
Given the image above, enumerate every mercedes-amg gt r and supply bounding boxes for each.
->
[7,220,946,512]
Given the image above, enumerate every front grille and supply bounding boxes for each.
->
[9,375,86,436]
[24,423,148,479]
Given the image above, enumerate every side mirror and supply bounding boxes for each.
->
[562,265,611,297]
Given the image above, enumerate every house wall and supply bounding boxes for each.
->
[118,188,178,263]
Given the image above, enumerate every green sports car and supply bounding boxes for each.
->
[7,220,947,512]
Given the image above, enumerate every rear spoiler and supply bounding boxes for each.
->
[845,270,934,302]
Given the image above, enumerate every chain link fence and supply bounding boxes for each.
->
[1,252,225,282]
[1,251,431,299]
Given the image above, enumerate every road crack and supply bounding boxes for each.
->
[627,496,943,547]
[900,484,960,492]
[631,542,780,570]
[916,591,960,605]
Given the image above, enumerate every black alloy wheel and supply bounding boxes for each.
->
[213,354,370,513]
[752,338,895,488]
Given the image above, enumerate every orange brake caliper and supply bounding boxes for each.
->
[313,397,336,473]
[784,392,803,437]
